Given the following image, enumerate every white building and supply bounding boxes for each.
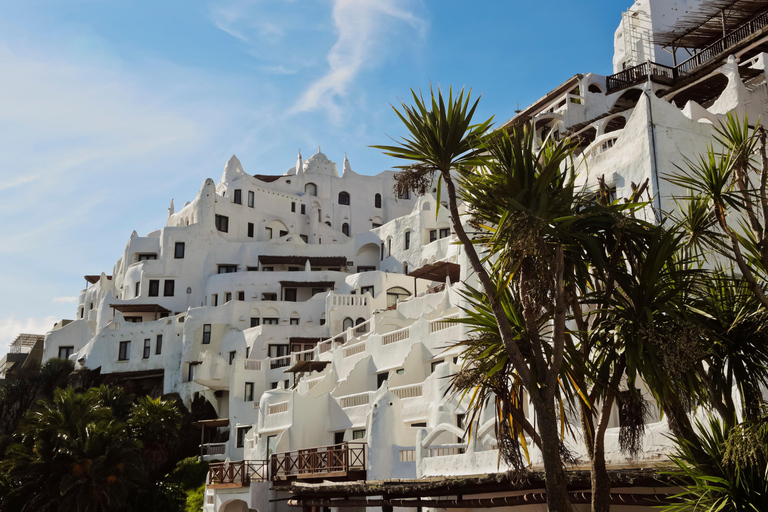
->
[36,0,768,510]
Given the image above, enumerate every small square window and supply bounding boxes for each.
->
[431,360,444,374]
[250,317,260,328]
[163,280,175,297]
[284,288,297,302]
[290,318,299,325]
[225,292,232,303]
[215,215,229,232]
[58,346,74,359]
[439,228,450,238]
[238,291,245,301]
[352,429,366,440]
[202,324,211,344]
[291,202,296,212]
[236,426,252,448]
[429,230,437,243]
[174,242,185,259]
[244,381,254,401]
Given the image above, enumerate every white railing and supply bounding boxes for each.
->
[270,355,291,369]
[343,342,366,358]
[307,379,321,390]
[268,401,289,414]
[430,315,459,333]
[291,348,315,364]
[339,392,370,408]
[201,442,227,456]
[583,133,620,159]
[318,333,345,354]
[428,444,466,457]
[353,317,374,335]
[331,294,368,307]
[382,327,409,346]
[399,449,416,462]
[244,360,261,371]
[391,383,423,400]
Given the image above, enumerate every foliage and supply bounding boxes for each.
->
[184,485,205,512]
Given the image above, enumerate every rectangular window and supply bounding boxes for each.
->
[266,227,273,239]
[187,362,199,382]
[236,426,252,448]
[334,431,345,445]
[429,229,437,243]
[244,382,254,401]
[135,281,141,298]
[290,318,299,325]
[262,293,277,301]
[212,294,218,307]
[246,266,258,271]
[398,189,410,200]
[215,214,229,232]
[431,360,443,374]
[291,202,296,212]
[233,189,242,204]
[163,280,175,297]
[58,346,74,359]
[247,222,254,238]
[229,351,237,364]
[155,334,163,355]
[411,422,427,428]
[405,231,410,250]
[174,242,185,259]
[439,228,450,238]
[118,341,130,361]
[237,291,245,301]
[143,339,151,359]
[250,317,260,328]
[202,324,211,344]
[225,292,232,303]
[300,204,306,215]
[248,190,254,208]
[352,429,366,440]
[124,316,142,323]
[263,318,279,325]
[148,279,159,297]
[361,285,374,296]
[377,372,388,389]
[284,288,297,302]
[218,265,238,274]
[138,253,157,261]
[267,435,277,457]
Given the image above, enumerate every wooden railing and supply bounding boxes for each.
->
[208,460,269,486]
[607,6,768,93]
[270,442,366,481]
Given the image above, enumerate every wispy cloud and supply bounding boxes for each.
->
[53,297,78,303]
[290,0,428,120]
[0,315,58,347]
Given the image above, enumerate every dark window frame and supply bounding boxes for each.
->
[118,341,130,361]
[215,214,229,232]
[174,242,185,259]
[143,339,151,359]
[233,189,242,205]
[58,346,74,359]
[148,279,159,297]
[163,280,175,297]
[202,324,211,344]
[155,334,163,355]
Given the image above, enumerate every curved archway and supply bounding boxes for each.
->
[305,182,317,196]
[220,499,250,512]
[266,219,289,239]
[355,243,379,268]
[611,88,642,112]
[386,286,411,308]
[355,317,368,333]
[604,115,626,133]
[338,191,350,205]
[588,83,604,94]
[343,317,354,330]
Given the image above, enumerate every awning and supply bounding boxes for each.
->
[193,418,230,428]
[110,304,172,314]
[408,261,460,283]
[258,255,348,267]
[85,275,112,284]
[279,281,335,288]
[285,360,331,374]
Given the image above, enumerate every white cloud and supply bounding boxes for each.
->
[0,315,58,348]
[52,297,78,303]
[290,0,428,120]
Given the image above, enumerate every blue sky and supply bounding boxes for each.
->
[0,0,622,347]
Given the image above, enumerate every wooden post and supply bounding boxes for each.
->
[200,425,205,459]
[722,9,727,38]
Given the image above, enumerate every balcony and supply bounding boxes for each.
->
[207,460,269,488]
[270,442,366,484]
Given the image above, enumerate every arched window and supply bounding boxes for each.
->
[338,191,350,205]
[387,238,391,257]
[374,193,382,208]
[386,286,411,308]
[342,223,350,236]
[588,83,603,94]
[305,183,317,196]
[355,317,367,333]
[325,221,332,227]
[380,242,385,261]
[343,317,354,330]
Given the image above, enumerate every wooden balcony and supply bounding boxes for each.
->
[270,442,366,484]
[207,460,269,488]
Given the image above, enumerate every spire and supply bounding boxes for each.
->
[342,152,352,178]
[296,149,304,176]
[168,199,175,218]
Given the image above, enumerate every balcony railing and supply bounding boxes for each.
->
[208,460,268,487]
[201,442,227,456]
[606,5,768,93]
[270,442,366,481]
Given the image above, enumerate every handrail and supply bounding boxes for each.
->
[391,383,423,400]
[268,401,289,414]
[270,442,366,480]
[382,327,410,345]
[201,442,227,456]
[208,459,269,485]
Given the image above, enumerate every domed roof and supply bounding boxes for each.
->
[303,148,339,177]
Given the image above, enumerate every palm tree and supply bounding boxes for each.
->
[129,396,183,475]
[1,387,143,512]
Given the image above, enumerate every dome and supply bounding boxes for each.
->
[303,148,339,177]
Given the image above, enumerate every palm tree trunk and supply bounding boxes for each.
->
[590,394,616,512]
[532,394,574,512]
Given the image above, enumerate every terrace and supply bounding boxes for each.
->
[271,442,367,484]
